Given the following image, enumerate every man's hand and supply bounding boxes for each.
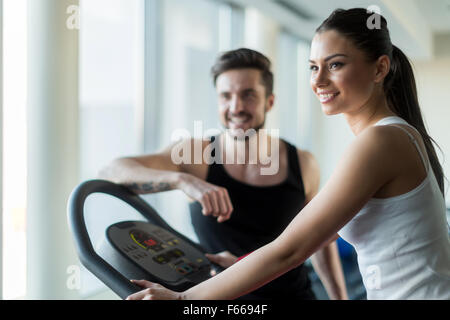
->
[126,280,183,300]
[205,251,238,276]
[179,173,233,223]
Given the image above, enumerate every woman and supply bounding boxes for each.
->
[127,8,450,300]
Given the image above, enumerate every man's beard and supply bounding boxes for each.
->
[224,115,266,141]
[223,107,267,141]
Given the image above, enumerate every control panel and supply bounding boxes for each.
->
[106,221,211,285]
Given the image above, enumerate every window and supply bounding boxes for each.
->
[78,0,145,297]
[2,0,27,300]
[77,0,239,298]
[142,0,243,245]
[276,31,310,147]
[79,0,144,181]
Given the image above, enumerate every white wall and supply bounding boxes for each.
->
[414,57,450,206]
[311,112,354,189]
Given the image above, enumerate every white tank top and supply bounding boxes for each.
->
[338,116,450,299]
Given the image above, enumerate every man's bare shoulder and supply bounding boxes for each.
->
[173,137,215,179]
[296,149,319,174]
[296,148,320,200]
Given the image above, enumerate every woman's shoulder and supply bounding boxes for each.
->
[347,124,421,177]
[355,124,410,152]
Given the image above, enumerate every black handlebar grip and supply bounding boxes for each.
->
[67,180,144,299]
[67,179,208,299]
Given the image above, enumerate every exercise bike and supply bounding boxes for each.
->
[67,179,214,299]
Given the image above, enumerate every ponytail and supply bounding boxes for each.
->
[385,45,445,196]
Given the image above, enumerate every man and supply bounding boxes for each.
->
[99,48,348,299]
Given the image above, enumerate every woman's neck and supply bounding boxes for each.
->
[344,92,396,136]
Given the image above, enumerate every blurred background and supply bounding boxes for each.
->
[1,0,449,300]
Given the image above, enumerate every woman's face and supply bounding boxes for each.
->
[309,30,379,116]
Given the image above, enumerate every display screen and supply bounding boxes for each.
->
[130,229,160,250]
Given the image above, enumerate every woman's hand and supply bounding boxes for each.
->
[126,280,184,300]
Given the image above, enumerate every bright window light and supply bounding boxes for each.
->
[2,0,27,300]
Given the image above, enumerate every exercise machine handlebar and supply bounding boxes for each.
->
[67,179,206,299]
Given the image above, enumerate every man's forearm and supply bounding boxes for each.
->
[127,181,173,194]
[98,158,182,194]
[310,241,348,300]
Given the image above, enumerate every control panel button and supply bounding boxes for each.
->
[151,245,164,252]
[176,263,193,275]
[153,254,169,264]
[169,249,184,258]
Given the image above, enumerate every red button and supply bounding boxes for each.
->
[144,239,157,246]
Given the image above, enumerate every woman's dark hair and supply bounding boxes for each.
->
[317,8,445,196]
[211,48,274,97]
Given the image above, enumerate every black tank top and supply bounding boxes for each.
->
[189,136,316,299]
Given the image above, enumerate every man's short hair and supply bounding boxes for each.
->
[211,48,274,97]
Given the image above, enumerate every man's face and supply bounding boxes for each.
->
[216,68,274,139]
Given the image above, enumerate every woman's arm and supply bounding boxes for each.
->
[127,127,397,300]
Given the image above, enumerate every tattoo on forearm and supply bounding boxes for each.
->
[127,182,172,193]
